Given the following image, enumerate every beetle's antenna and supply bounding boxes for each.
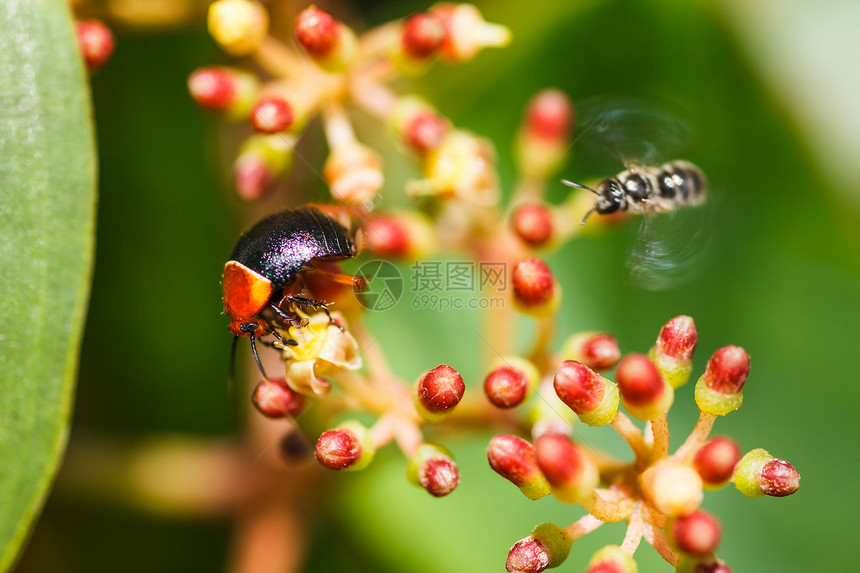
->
[248,333,269,379]
[562,179,599,195]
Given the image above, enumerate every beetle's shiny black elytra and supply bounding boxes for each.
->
[563,160,707,225]
[230,206,357,288]
[222,205,364,378]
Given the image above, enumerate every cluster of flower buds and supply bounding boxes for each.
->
[189,1,510,206]
[192,4,799,567]
[307,363,465,497]
[483,315,800,572]
[252,312,469,497]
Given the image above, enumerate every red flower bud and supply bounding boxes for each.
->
[420,457,460,497]
[363,215,410,258]
[702,346,750,395]
[406,443,459,497]
[189,66,259,121]
[760,458,801,497]
[188,67,234,112]
[535,433,598,503]
[250,96,294,133]
[512,259,554,305]
[294,6,338,58]
[692,560,732,573]
[506,537,550,573]
[693,436,740,486]
[316,428,360,470]
[506,523,572,572]
[315,422,375,471]
[562,332,621,371]
[649,315,698,388]
[524,90,573,141]
[401,12,444,59]
[233,154,274,201]
[511,204,554,247]
[512,258,560,317]
[695,346,750,415]
[554,361,602,413]
[585,545,637,573]
[677,557,734,573]
[553,360,619,426]
[363,212,435,259]
[656,315,698,361]
[616,354,673,420]
[487,435,550,500]
[617,354,663,405]
[484,366,530,409]
[670,510,721,556]
[77,20,115,69]
[733,448,800,497]
[415,364,465,420]
[251,378,306,418]
[405,112,448,153]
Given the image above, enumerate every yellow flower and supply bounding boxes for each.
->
[407,130,500,206]
[280,310,362,398]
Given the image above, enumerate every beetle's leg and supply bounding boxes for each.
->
[259,337,298,350]
[269,302,307,328]
[301,267,367,291]
[268,328,299,347]
[287,295,344,331]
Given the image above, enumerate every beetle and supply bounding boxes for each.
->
[223,205,366,378]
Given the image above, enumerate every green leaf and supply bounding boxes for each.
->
[0,1,96,570]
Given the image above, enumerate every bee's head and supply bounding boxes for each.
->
[594,179,626,214]
[562,177,627,226]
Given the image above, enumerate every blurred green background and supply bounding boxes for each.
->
[14,0,860,571]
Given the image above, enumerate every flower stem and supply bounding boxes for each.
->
[564,513,605,540]
[620,502,644,554]
[350,80,398,120]
[582,489,634,523]
[643,522,679,566]
[673,411,717,462]
[321,102,357,149]
[528,316,555,372]
[611,412,649,462]
[651,413,670,462]
[254,36,310,79]
[355,21,397,62]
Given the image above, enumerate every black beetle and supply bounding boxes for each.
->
[222,205,365,377]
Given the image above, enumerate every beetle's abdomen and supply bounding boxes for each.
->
[230,206,356,288]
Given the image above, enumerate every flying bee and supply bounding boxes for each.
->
[562,160,707,225]
[563,98,716,290]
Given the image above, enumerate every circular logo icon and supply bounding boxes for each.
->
[354,260,403,311]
